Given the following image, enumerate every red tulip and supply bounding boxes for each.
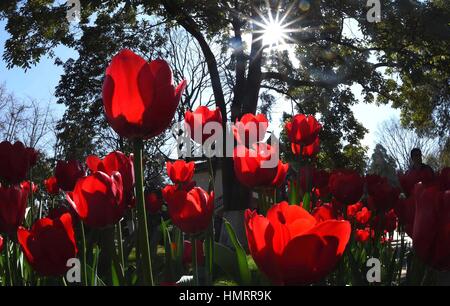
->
[285,114,321,146]
[86,151,134,206]
[66,171,125,228]
[271,162,289,187]
[55,160,85,191]
[394,195,415,236]
[355,207,371,225]
[44,176,59,195]
[0,235,3,252]
[0,141,38,184]
[145,192,163,214]
[329,169,364,205]
[17,212,77,276]
[383,209,398,232]
[182,240,205,266]
[291,137,320,157]
[20,181,38,194]
[398,168,434,197]
[233,113,269,146]
[312,203,336,222]
[299,167,329,193]
[412,183,450,270]
[355,229,371,243]
[233,143,287,188]
[0,185,28,234]
[185,106,222,144]
[366,175,400,211]
[102,49,186,139]
[245,201,351,285]
[166,160,195,184]
[347,202,363,218]
[162,185,213,234]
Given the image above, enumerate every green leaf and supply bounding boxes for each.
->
[224,220,251,285]
[213,242,239,280]
[302,191,311,212]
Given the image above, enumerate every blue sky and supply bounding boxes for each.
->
[0,19,400,156]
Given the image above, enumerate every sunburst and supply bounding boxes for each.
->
[251,1,303,51]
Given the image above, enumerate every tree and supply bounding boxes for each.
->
[368,144,398,185]
[0,83,56,152]
[1,0,448,211]
[376,117,439,171]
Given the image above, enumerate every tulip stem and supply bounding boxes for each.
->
[133,139,154,286]
[80,221,88,286]
[116,221,125,269]
[4,238,13,286]
[192,237,199,285]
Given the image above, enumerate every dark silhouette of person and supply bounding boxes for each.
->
[409,148,434,174]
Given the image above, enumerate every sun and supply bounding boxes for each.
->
[251,3,299,51]
[262,19,288,47]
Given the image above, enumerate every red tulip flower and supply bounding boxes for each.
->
[44,176,59,195]
[166,160,195,184]
[394,195,415,236]
[285,114,322,146]
[355,229,371,243]
[383,209,398,232]
[182,240,205,266]
[355,207,371,225]
[162,186,214,234]
[0,235,3,252]
[185,106,222,144]
[86,151,134,206]
[398,168,434,197]
[233,113,269,147]
[0,185,28,234]
[347,202,363,218]
[55,160,85,191]
[245,202,351,285]
[17,212,77,276]
[145,192,163,214]
[20,181,38,194]
[102,49,186,139]
[312,203,337,222]
[299,167,329,194]
[329,169,364,205]
[412,183,450,270]
[0,141,38,184]
[366,175,400,211]
[66,171,125,228]
[233,143,288,188]
[292,137,320,157]
[271,162,289,187]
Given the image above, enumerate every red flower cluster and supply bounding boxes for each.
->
[162,161,214,234]
[86,151,134,207]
